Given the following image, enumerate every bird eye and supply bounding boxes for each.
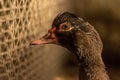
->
[61,24,69,30]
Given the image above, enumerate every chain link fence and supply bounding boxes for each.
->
[0,0,78,80]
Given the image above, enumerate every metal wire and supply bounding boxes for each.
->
[0,0,72,80]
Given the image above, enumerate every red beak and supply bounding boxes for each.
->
[30,27,57,45]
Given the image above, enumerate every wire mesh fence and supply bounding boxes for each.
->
[0,0,77,80]
[0,0,40,80]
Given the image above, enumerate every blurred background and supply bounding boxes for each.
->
[0,0,120,80]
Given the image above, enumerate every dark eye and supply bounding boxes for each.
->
[61,24,69,30]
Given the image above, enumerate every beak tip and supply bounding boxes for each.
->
[30,42,35,46]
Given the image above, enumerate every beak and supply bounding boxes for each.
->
[30,27,57,45]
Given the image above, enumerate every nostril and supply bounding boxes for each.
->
[42,33,51,39]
